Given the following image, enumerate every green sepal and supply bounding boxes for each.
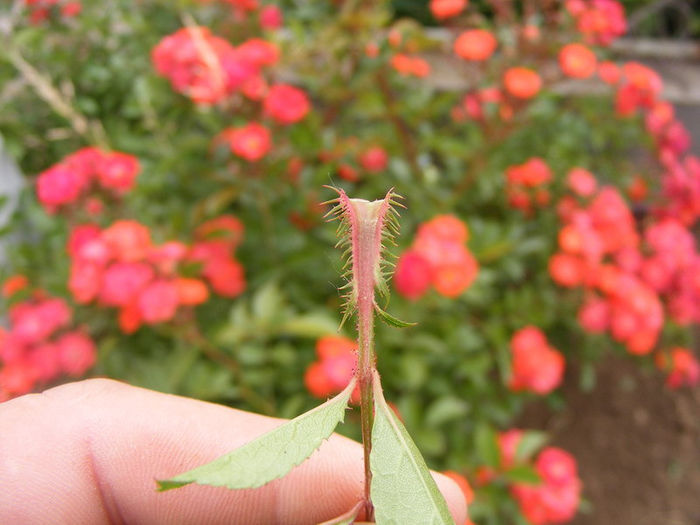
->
[375,305,416,328]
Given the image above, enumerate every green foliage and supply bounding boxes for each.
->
[475,423,501,469]
[514,431,548,464]
[503,465,541,485]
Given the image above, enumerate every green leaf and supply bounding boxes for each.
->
[580,362,596,392]
[252,282,283,321]
[317,501,363,525]
[279,313,339,338]
[514,431,548,464]
[375,306,417,328]
[474,423,500,468]
[157,377,356,491]
[370,372,454,525]
[503,465,541,485]
[425,396,470,427]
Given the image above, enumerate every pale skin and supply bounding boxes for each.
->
[0,378,467,524]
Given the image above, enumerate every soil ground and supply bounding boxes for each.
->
[519,355,700,525]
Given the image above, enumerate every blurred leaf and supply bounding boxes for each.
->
[415,426,447,458]
[504,465,541,485]
[279,313,339,338]
[475,423,500,468]
[252,281,283,321]
[425,396,470,427]
[237,344,266,366]
[397,354,428,390]
[580,362,596,392]
[514,431,548,464]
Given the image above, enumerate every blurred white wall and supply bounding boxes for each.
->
[0,141,23,265]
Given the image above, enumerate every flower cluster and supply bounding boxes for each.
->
[23,0,81,24]
[318,140,389,183]
[550,183,666,355]
[67,216,245,333]
[660,153,700,226]
[394,215,479,299]
[385,29,431,78]
[509,327,565,395]
[503,67,542,101]
[358,146,389,174]
[454,29,497,62]
[558,43,597,79]
[655,348,700,389]
[511,446,583,524]
[609,57,700,227]
[0,288,95,400]
[505,157,552,213]
[36,147,140,214]
[606,59,700,227]
[565,0,627,46]
[640,96,700,226]
[452,87,499,123]
[429,0,467,20]
[613,62,663,117]
[258,5,283,30]
[263,83,310,123]
[218,122,272,162]
[197,0,282,27]
[153,27,305,108]
[445,1,629,130]
[476,430,582,524]
[2,275,29,298]
[390,54,431,78]
[550,161,700,358]
[641,219,700,325]
[304,336,358,402]
[214,83,310,162]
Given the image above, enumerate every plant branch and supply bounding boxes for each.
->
[375,69,420,178]
[356,236,377,522]
[328,189,399,521]
[179,11,227,97]
[5,46,110,149]
[182,321,276,416]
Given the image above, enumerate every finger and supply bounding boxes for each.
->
[0,378,467,524]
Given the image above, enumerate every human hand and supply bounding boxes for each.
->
[0,378,468,524]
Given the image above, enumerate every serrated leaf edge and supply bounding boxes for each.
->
[370,371,454,525]
[156,377,356,491]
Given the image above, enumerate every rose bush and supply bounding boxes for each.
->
[0,0,698,523]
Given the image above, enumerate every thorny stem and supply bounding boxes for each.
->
[327,189,400,522]
[354,204,379,522]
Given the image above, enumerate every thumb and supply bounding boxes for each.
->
[0,378,467,524]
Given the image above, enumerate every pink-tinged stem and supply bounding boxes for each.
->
[341,193,392,522]
[358,302,375,521]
